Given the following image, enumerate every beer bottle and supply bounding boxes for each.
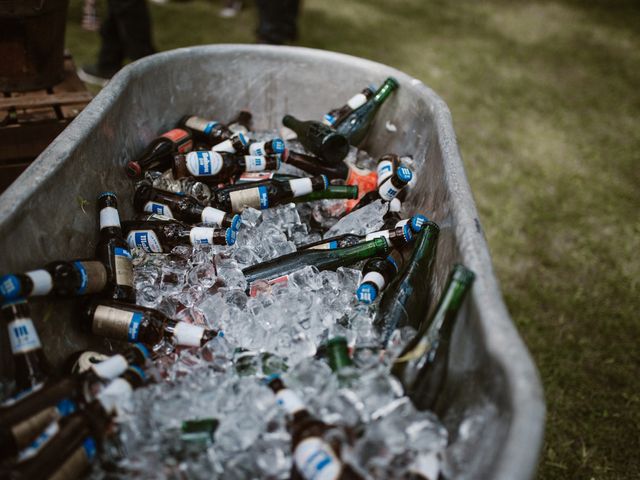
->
[282,149,350,179]
[299,224,413,251]
[383,214,430,234]
[356,256,399,304]
[122,219,236,252]
[243,237,389,295]
[180,417,219,445]
[325,336,354,372]
[374,223,440,344]
[323,86,376,127]
[210,175,329,213]
[126,128,193,178]
[293,184,359,203]
[282,115,349,164]
[267,375,363,480]
[234,171,299,184]
[227,109,253,134]
[83,300,222,348]
[391,265,475,409]
[211,132,249,154]
[376,154,399,187]
[247,138,286,156]
[0,260,107,302]
[133,185,241,230]
[178,115,233,146]
[335,77,399,146]
[173,150,280,184]
[351,165,413,211]
[1,300,50,394]
[0,344,149,456]
[96,192,135,303]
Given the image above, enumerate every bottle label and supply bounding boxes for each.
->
[184,117,218,134]
[293,437,342,480]
[91,354,129,380]
[18,421,59,462]
[361,271,386,292]
[11,405,60,449]
[92,305,142,341]
[143,201,174,218]
[376,159,394,187]
[345,168,378,212]
[248,274,289,297]
[200,206,226,226]
[173,322,205,347]
[275,388,305,415]
[48,438,96,480]
[74,261,107,295]
[25,269,53,296]
[186,151,224,176]
[364,229,390,245]
[237,171,274,183]
[126,230,163,253]
[162,128,192,153]
[189,227,214,245]
[8,318,42,354]
[289,178,313,197]
[378,178,400,202]
[248,142,267,156]
[229,186,269,212]
[211,138,234,153]
[99,206,121,229]
[114,247,134,287]
[244,155,267,172]
[307,240,338,250]
[97,378,133,413]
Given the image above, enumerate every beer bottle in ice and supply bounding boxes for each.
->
[122,219,236,252]
[356,255,400,304]
[96,192,135,303]
[179,115,233,146]
[323,85,376,127]
[282,115,350,164]
[351,165,413,211]
[126,128,193,178]
[299,224,413,251]
[173,150,280,184]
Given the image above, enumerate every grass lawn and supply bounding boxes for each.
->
[66,0,640,477]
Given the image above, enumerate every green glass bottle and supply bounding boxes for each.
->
[373,222,440,343]
[391,264,475,410]
[180,418,219,445]
[335,77,399,146]
[294,185,359,202]
[282,115,349,164]
[326,337,354,372]
[243,237,389,295]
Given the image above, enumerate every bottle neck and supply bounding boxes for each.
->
[373,79,397,105]
[326,338,353,372]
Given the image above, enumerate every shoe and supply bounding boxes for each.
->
[77,64,117,87]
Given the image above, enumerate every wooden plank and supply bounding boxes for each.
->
[0,121,67,162]
[0,92,93,111]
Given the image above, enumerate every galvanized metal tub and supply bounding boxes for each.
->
[0,45,545,480]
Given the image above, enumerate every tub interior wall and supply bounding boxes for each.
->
[0,48,512,479]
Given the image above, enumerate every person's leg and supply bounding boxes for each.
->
[255,0,300,45]
[96,0,125,74]
[109,0,156,61]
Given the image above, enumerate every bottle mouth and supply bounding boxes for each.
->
[320,133,349,164]
[98,191,118,199]
[452,264,475,285]
[125,161,142,178]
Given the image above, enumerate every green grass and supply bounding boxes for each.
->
[66,0,640,477]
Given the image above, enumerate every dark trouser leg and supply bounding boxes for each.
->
[256,0,300,44]
[96,1,124,73]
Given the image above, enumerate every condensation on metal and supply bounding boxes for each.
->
[0,45,545,480]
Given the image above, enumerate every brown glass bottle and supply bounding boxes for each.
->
[173,150,280,184]
[126,128,193,178]
[122,219,236,252]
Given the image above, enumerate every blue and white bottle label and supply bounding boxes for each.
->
[143,201,174,218]
[189,227,214,245]
[244,155,267,171]
[293,437,342,480]
[376,159,394,187]
[378,178,400,201]
[113,247,133,287]
[186,151,223,177]
[8,318,42,354]
[92,305,141,341]
[229,186,269,212]
[126,230,163,253]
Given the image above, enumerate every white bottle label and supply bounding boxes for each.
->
[365,229,391,245]
[114,247,134,287]
[229,186,268,212]
[143,201,174,218]
[211,138,235,153]
[378,178,400,201]
[347,92,368,110]
[289,178,313,197]
[275,388,305,415]
[293,437,342,480]
[173,322,205,347]
[8,318,42,354]
[201,206,226,226]
[376,159,394,187]
[186,151,224,176]
[18,421,59,462]
[92,305,142,341]
[361,271,386,291]
[248,142,267,156]
[244,155,267,172]
[91,354,128,380]
[99,207,120,228]
[185,116,218,133]
[189,227,214,245]
[25,269,53,296]
[126,230,163,253]
[97,378,133,414]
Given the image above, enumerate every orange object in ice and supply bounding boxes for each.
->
[345,167,378,211]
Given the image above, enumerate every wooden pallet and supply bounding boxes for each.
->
[0,53,93,193]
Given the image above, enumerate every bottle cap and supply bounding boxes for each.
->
[230,214,242,232]
[0,274,21,301]
[396,166,413,184]
[225,228,237,246]
[402,224,414,242]
[271,138,286,154]
[385,76,400,89]
[356,283,378,304]
[125,161,142,178]
[452,264,475,286]
[410,214,429,233]
[98,191,117,199]
[321,174,329,190]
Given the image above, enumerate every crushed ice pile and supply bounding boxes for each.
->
[93,141,487,480]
